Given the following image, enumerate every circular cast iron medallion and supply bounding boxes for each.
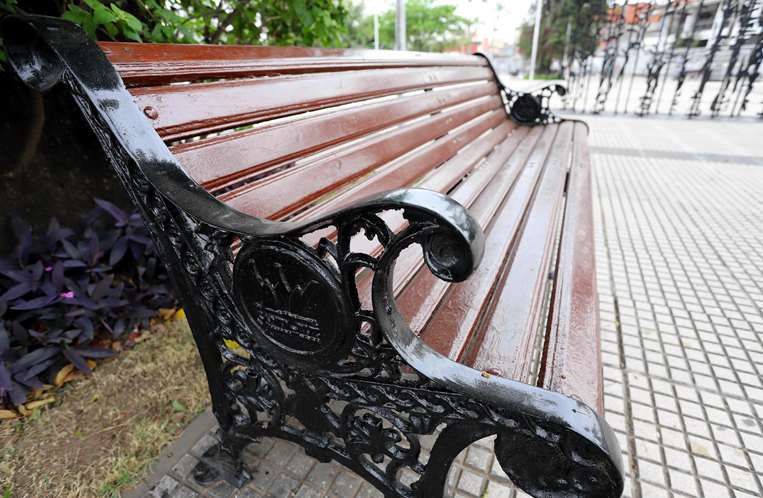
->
[233,239,354,367]
[510,94,543,124]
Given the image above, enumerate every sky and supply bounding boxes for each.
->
[357,0,537,46]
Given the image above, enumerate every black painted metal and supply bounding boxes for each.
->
[689,0,735,116]
[476,52,567,125]
[711,0,758,116]
[595,2,628,114]
[732,6,763,115]
[565,0,763,119]
[3,16,624,498]
[613,2,655,113]
[638,0,676,116]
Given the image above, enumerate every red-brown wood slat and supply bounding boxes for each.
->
[296,119,516,255]
[408,125,555,364]
[298,111,509,222]
[461,122,573,380]
[313,122,524,322]
[413,121,521,200]
[221,96,504,220]
[391,125,542,339]
[100,42,485,86]
[130,66,494,140]
[538,122,603,412]
[314,119,523,258]
[172,82,497,189]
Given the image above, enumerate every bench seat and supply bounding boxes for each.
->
[104,43,601,412]
[3,15,622,498]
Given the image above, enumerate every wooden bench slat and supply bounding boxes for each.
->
[130,66,493,140]
[539,122,603,412]
[100,42,485,85]
[343,123,527,314]
[173,82,497,189]
[391,125,541,338]
[295,112,509,223]
[341,121,520,260]
[403,125,555,369]
[297,119,515,256]
[462,122,574,380]
[221,97,503,220]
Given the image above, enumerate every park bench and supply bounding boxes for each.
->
[3,15,624,498]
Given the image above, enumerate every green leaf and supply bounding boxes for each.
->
[0,0,18,15]
[293,0,314,27]
[29,407,42,421]
[62,5,90,24]
[150,24,164,41]
[121,28,143,42]
[171,399,187,413]
[104,23,119,39]
[83,0,106,11]
[111,5,144,32]
[92,5,118,26]
[83,17,98,39]
[63,5,98,39]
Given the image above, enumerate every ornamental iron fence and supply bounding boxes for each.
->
[562,0,763,118]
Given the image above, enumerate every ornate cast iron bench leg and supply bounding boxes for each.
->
[3,15,624,498]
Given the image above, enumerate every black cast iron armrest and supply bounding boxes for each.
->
[475,52,568,126]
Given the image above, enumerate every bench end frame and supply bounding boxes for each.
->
[3,15,624,498]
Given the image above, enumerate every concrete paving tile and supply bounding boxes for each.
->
[305,462,340,492]
[638,482,670,498]
[286,451,316,481]
[700,478,731,498]
[171,486,200,498]
[328,472,363,497]
[264,474,300,498]
[456,469,485,496]
[172,454,199,480]
[293,486,323,498]
[483,480,512,498]
[693,456,725,482]
[148,475,179,498]
[637,459,667,487]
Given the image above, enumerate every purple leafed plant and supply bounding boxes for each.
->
[0,199,176,408]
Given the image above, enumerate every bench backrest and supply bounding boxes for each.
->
[99,43,510,221]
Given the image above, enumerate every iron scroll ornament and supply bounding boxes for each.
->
[474,52,567,125]
[3,15,624,498]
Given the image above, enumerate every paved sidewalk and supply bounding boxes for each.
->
[587,116,763,498]
[130,116,763,498]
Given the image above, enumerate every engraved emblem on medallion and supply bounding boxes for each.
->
[249,262,322,351]
[233,240,354,365]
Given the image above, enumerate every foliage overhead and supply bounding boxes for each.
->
[0,200,176,408]
[345,0,473,52]
[0,0,349,64]
[518,0,608,75]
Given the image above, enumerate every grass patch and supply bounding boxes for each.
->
[0,318,209,498]
[524,73,562,80]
